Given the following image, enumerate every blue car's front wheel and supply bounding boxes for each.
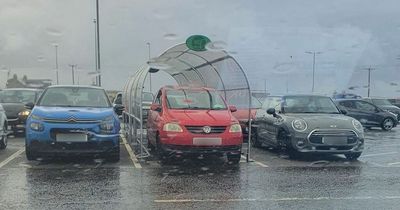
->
[25,144,37,161]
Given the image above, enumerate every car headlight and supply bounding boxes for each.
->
[229,123,242,133]
[352,119,363,133]
[100,115,114,132]
[163,123,183,132]
[18,110,31,116]
[30,122,44,131]
[292,119,307,132]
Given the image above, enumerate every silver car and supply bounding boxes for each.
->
[0,104,8,149]
[252,95,364,160]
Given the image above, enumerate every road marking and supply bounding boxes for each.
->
[362,152,398,157]
[0,148,25,169]
[241,155,269,167]
[154,196,400,203]
[121,135,142,169]
[388,162,400,166]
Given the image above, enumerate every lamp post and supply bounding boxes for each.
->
[95,0,101,87]
[69,64,77,85]
[147,42,152,92]
[305,51,323,93]
[54,44,59,85]
[360,66,376,97]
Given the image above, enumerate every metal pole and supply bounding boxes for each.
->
[147,42,152,93]
[96,0,101,87]
[312,52,315,93]
[69,64,77,85]
[367,68,371,97]
[94,19,98,86]
[55,45,59,85]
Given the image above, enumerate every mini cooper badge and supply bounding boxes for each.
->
[203,126,212,134]
[329,124,337,128]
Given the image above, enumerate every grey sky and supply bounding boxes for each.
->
[1,0,399,97]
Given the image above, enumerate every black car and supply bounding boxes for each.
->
[335,99,398,131]
[363,98,400,121]
[252,95,364,160]
[0,88,42,134]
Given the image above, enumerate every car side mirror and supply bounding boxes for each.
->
[150,104,162,112]
[113,104,124,115]
[25,102,35,110]
[229,105,237,112]
[266,108,278,117]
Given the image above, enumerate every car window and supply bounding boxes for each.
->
[282,96,340,114]
[372,99,393,106]
[0,90,37,103]
[166,89,227,110]
[114,94,122,105]
[262,97,281,110]
[38,87,110,108]
[339,101,356,109]
[355,101,376,112]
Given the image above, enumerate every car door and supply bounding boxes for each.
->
[261,98,282,145]
[353,100,381,126]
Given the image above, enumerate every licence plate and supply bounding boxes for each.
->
[322,137,346,145]
[56,133,88,142]
[193,138,222,146]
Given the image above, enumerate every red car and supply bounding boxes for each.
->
[146,86,243,164]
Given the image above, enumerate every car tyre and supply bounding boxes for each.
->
[156,134,168,163]
[251,129,262,148]
[25,145,37,161]
[147,137,155,151]
[107,146,120,162]
[278,130,298,159]
[227,153,241,164]
[345,152,361,160]
[381,118,394,131]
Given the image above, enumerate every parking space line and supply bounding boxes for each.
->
[362,152,398,157]
[154,195,400,203]
[0,148,25,169]
[388,162,400,166]
[241,155,269,167]
[121,135,142,169]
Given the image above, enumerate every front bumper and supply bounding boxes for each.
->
[27,141,119,157]
[161,144,241,155]
[289,131,364,154]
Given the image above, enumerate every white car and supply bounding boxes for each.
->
[0,104,8,149]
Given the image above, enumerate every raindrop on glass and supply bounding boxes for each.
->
[163,33,179,40]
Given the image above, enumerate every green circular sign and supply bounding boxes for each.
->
[186,35,211,51]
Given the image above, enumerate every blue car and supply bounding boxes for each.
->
[25,86,121,161]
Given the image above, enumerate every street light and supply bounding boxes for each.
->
[53,44,59,85]
[69,64,77,85]
[147,42,152,93]
[360,66,376,97]
[305,51,323,93]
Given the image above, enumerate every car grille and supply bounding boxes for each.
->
[43,118,100,124]
[185,126,227,134]
[308,129,358,145]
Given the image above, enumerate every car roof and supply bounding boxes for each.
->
[282,94,331,98]
[0,88,40,91]
[46,85,104,90]
[334,98,364,102]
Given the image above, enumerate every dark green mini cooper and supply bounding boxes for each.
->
[252,95,364,160]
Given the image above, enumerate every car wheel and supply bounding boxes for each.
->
[147,136,155,151]
[0,125,7,150]
[156,134,167,162]
[25,145,37,161]
[345,152,361,160]
[381,118,394,131]
[107,146,120,162]
[227,153,241,164]
[251,129,262,148]
[278,130,298,159]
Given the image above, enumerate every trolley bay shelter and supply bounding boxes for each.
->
[122,36,252,161]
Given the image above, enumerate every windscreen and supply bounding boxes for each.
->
[166,89,227,110]
[371,99,393,106]
[0,90,37,103]
[282,96,340,114]
[38,87,110,108]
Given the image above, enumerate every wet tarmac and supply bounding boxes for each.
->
[1,127,400,209]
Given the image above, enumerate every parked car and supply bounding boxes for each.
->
[146,86,243,164]
[25,85,121,161]
[0,104,8,150]
[0,88,42,134]
[252,95,364,160]
[388,98,400,108]
[363,98,400,121]
[335,99,398,131]
[230,95,262,142]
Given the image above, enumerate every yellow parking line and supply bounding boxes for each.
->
[121,135,142,169]
[0,148,25,169]
[241,155,269,167]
